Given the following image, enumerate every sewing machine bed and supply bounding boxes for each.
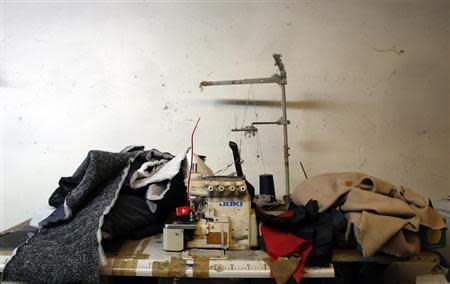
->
[0,220,334,279]
[1,220,441,280]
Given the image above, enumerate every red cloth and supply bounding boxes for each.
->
[279,210,295,219]
[261,224,312,283]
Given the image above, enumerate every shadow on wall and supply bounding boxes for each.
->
[296,140,333,153]
[195,97,342,110]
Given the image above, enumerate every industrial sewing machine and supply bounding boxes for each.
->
[164,54,290,255]
[163,142,258,255]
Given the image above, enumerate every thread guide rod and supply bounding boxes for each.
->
[199,54,291,201]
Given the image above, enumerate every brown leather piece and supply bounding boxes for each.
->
[265,255,301,284]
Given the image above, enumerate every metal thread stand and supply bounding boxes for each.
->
[200,54,291,200]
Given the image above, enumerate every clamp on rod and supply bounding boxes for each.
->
[231,125,258,133]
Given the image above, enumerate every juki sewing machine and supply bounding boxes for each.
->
[163,143,258,254]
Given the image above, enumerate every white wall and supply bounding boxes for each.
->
[1,1,448,230]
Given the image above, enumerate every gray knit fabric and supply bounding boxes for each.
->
[2,150,139,283]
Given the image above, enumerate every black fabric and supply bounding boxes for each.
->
[3,150,139,284]
[38,204,66,227]
[257,199,350,266]
[151,172,188,221]
[101,149,187,241]
[120,145,145,153]
[101,193,163,240]
[48,151,131,212]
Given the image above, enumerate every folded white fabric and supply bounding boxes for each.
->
[130,148,189,201]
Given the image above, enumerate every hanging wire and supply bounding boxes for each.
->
[256,132,266,173]
[233,85,237,129]
[253,90,266,172]
[239,85,253,150]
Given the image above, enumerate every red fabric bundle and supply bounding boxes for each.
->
[261,224,313,283]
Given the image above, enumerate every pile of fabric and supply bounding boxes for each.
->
[257,172,446,284]
[292,173,446,258]
[257,196,349,283]
[3,146,189,283]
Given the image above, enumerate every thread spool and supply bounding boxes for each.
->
[259,174,275,197]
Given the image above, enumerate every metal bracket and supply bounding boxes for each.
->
[252,117,290,126]
[199,54,291,199]
[231,125,258,134]
[200,74,284,87]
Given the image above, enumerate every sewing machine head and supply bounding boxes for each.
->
[163,159,257,253]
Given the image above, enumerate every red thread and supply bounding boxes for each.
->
[187,118,201,203]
